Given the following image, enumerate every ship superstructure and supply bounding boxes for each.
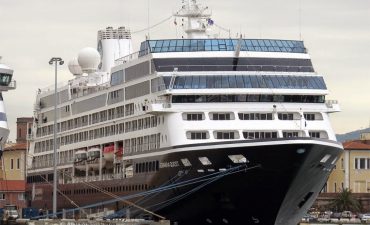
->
[26,1,343,225]
[0,58,16,154]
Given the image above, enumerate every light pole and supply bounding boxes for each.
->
[49,57,64,218]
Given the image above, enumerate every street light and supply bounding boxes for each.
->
[49,57,64,218]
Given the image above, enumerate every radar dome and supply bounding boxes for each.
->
[68,58,83,75]
[77,47,101,73]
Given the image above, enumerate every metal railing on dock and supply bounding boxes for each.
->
[18,219,170,225]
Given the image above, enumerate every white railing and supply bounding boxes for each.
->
[325,100,339,108]
[115,51,141,65]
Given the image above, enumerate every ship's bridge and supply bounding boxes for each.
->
[138,38,306,57]
[0,64,16,91]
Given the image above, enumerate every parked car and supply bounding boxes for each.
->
[1,205,19,225]
[360,213,370,222]
[341,211,353,219]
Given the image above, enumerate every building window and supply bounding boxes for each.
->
[215,131,238,139]
[304,113,316,121]
[184,113,204,121]
[282,131,299,138]
[309,132,320,138]
[278,113,294,120]
[210,113,233,120]
[238,113,273,120]
[18,193,25,200]
[0,193,5,200]
[10,159,14,170]
[341,158,344,170]
[355,158,367,169]
[243,131,278,139]
[17,158,20,169]
[188,132,208,140]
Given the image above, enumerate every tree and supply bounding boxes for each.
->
[328,188,361,212]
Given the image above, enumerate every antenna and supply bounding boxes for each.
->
[147,0,150,39]
[299,0,302,40]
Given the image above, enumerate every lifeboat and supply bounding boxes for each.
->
[87,147,105,171]
[74,150,87,171]
[103,145,115,161]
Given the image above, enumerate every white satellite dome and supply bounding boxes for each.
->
[77,47,101,73]
[68,58,83,76]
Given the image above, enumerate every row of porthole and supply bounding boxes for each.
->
[59,184,154,196]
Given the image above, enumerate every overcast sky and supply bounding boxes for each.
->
[0,0,369,141]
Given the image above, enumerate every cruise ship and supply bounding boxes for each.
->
[0,58,16,155]
[26,1,343,224]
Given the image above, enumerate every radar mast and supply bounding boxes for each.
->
[174,0,212,39]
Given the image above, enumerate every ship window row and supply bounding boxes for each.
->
[140,39,305,56]
[183,112,323,121]
[36,103,137,138]
[153,57,314,73]
[34,116,159,153]
[30,150,75,169]
[66,184,154,195]
[124,133,161,154]
[172,95,325,104]
[169,75,326,90]
[187,130,328,140]
[354,158,370,170]
[135,161,160,173]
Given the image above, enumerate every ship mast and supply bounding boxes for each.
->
[174,0,212,39]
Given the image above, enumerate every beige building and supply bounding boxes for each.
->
[0,117,32,209]
[316,133,370,211]
[324,133,370,193]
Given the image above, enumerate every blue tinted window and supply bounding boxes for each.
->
[199,76,207,88]
[243,76,252,88]
[207,76,215,88]
[221,76,230,88]
[247,46,255,51]
[264,40,272,46]
[236,76,244,88]
[184,40,191,46]
[257,76,267,88]
[212,45,219,51]
[214,76,222,88]
[174,77,185,89]
[277,76,287,88]
[269,76,280,88]
[263,76,274,88]
[142,39,305,54]
[316,77,327,89]
[162,40,170,47]
[252,40,258,46]
[184,76,193,89]
[250,76,259,88]
[155,40,163,48]
[258,40,265,46]
[229,76,237,88]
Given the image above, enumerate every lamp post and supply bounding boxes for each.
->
[49,57,64,218]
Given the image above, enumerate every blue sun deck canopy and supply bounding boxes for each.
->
[139,39,306,56]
